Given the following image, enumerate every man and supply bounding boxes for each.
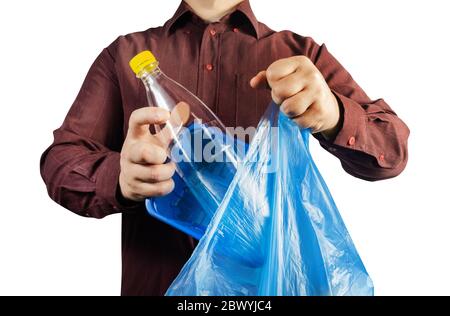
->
[40,0,409,295]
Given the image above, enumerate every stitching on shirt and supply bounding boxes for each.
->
[214,33,222,114]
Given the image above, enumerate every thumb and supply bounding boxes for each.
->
[250,70,271,90]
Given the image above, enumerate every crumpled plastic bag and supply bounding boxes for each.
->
[166,103,374,296]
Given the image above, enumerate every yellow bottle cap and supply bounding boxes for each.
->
[129,50,158,75]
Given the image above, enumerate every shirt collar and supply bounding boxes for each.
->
[165,0,260,39]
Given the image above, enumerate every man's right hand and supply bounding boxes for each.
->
[119,107,176,201]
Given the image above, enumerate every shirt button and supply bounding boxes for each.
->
[205,64,214,71]
[233,27,239,33]
[348,136,356,146]
[209,29,216,36]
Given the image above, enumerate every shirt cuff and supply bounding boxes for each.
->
[323,91,367,152]
[96,152,142,212]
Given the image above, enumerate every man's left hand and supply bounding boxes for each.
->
[250,55,342,139]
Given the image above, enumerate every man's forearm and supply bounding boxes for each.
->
[315,92,409,181]
[40,129,140,218]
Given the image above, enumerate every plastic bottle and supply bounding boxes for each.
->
[129,51,240,239]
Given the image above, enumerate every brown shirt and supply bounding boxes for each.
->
[40,1,409,296]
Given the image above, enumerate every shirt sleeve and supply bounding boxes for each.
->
[40,45,141,218]
[312,44,410,181]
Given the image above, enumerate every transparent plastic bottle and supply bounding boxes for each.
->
[129,51,241,239]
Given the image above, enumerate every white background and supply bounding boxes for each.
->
[0,0,449,296]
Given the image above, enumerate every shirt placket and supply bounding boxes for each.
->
[197,23,224,113]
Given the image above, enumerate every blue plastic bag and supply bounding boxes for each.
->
[166,103,374,296]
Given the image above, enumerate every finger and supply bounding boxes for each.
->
[135,179,175,198]
[128,107,170,138]
[292,105,322,133]
[250,71,270,90]
[128,141,168,165]
[270,71,307,104]
[132,162,176,183]
[280,88,315,118]
[265,57,302,86]
[155,102,191,149]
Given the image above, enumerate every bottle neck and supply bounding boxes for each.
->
[137,62,175,113]
[137,63,162,83]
